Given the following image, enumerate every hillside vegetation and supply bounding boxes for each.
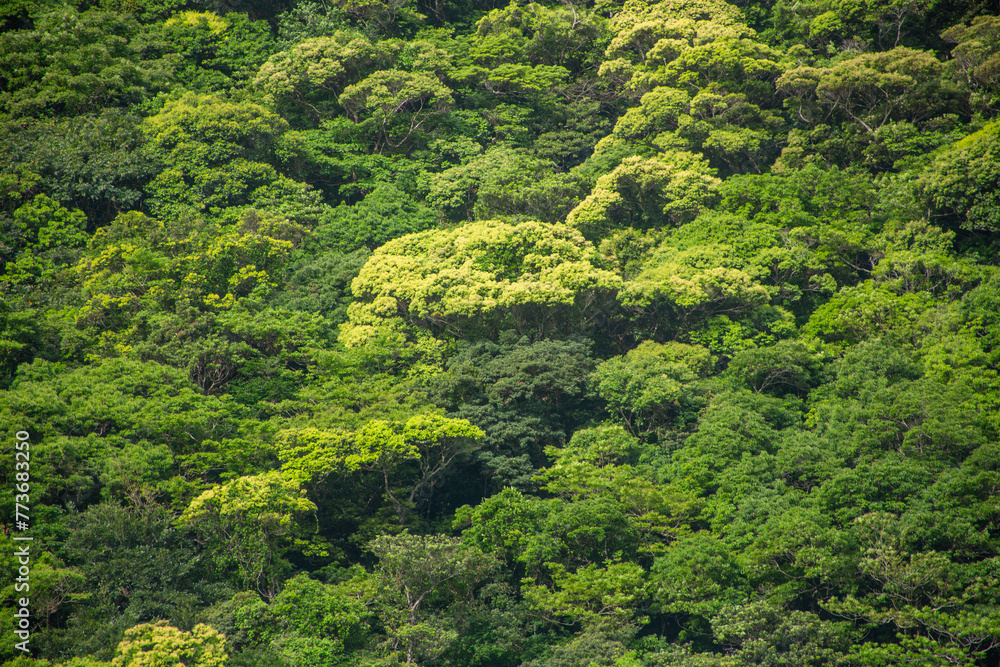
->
[2,0,1000,664]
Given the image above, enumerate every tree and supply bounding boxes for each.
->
[0,539,85,637]
[143,11,275,93]
[607,86,784,175]
[468,0,607,80]
[0,110,153,226]
[370,532,497,665]
[711,600,854,667]
[421,145,584,223]
[566,152,720,238]
[599,0,780,98]
[715,165,877,286]
[74,210,307,360]
[177,471,316,597]
[522,560,647,626]
[665,389,800,495]
[726,340,823,397]
[6,0,1000,663]
[2,194,88,296]
[54,501,216,648]
[430,335,597,489]
[339,69,453,153]
[801,283,937,348]
[1,357,243,463]
[335,0,425,36]
[650,532,744,619]
[278,414,483,524]
[536,424,700,557]
[267,573,370,663]
[455,487,552,572]
[0,7,169,117]
[310,183,436,252]
[341,220,621,346]
[593,341,713,436]
[778,48,954,136]
[916,122,1000,232]
[943,15,1000,112]
[823,511,1000,666]
[619,253,773,337]
[254,32,383,124]
[141,92,315,218]
[112,621,227,667]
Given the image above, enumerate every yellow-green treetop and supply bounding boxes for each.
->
[341,220,622,346]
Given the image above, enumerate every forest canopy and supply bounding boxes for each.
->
[2,0,1000,665]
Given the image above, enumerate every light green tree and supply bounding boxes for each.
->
[599,0,781,96]
[112,621,227,667]
[254,31,381,123]
[177,471,316,597]
[279,414,483,524]
[522,560,647,626]
[339,69,452,153]
[566,152,720,237]
[142,92,317,219]
[341,220,621,346]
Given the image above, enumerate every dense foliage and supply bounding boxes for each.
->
[2,0,1000,664]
